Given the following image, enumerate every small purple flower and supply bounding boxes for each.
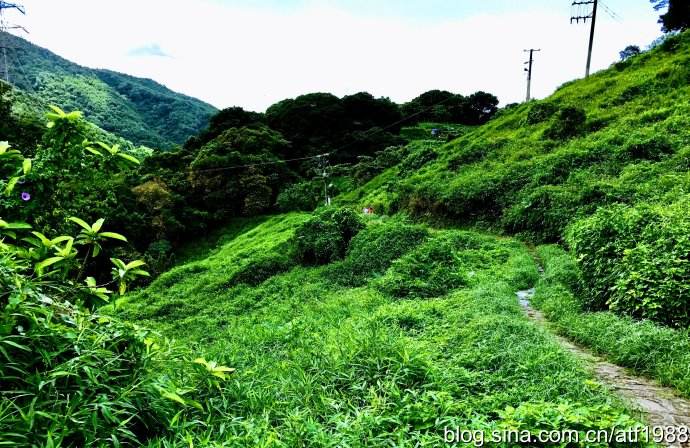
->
[21,192,31,202]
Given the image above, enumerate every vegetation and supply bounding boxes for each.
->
[532,245,690,397]
[1,33,217,149]
[343,30,690,327]
[2,8,690,446]
[651,0,690,32]
[118,216,642,445]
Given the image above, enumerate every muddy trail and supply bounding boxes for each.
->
[517,288,690,447]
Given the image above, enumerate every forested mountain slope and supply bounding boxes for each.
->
[0,32,216,149]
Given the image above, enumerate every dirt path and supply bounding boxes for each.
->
[517,288,690,447]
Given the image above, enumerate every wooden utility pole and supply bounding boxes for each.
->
[524,49,540,102]
[571,0,598,78]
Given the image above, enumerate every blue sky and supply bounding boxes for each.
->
[15,0,665,111]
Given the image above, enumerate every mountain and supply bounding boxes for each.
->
[0,32,217,149]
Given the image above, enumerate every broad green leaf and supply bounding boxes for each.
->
[0,141,9,154]
[125,260,146,270]
[91,218,105,233]
[4,222,31,230]
[100,231,128,242]
[161,391,186,406]
[35,256,64,272]
[85,147,104,157]
[22,158,31,175]
[117,153,141,165]
[31,231,51,246]
[110,258,126,270]
[4,177,19,195]
[68,217,92,231]
[48,105,65,116]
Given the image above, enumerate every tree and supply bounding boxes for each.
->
[185,106,265,150]
[619,45,641,61]
[650,0,690,32]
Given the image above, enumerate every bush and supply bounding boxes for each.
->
[502,185,582,242]
[231,252,294,286]
[294,207,365,265]
[329,220,429,286]
[399,145,438,175]
[525,101,558,125]
[568,199,690,326]
[0,299,166,446]
[544,107,586,140]
[376,234,476,299]
[276,181,322,212]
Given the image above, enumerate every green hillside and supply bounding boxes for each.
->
[4,20,690,448]
[341,31,690,326]
[1,32,217,149]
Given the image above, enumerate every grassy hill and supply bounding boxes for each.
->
[107,30,690,445]
[0,32,217,149]
[341,30,690,326]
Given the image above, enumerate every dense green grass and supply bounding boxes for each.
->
[532,245,690,398]
[120,215,645,445]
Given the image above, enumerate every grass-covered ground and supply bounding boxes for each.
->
[120,215,645,446]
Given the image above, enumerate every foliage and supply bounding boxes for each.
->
[651,0,690,32]
[294,207,365,265]
[543,106,587,140]
[568,199,690,326]
[401,90,499,125]
[351,30,690,326]
[0,120,236,447]
[532,245,690,397]
[119,219,636,445]
[1,33,216,149]
[329,219,429,286]
[620,45,642,61]
[276,180,322,211]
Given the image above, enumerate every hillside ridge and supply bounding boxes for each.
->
[0,31,217,149]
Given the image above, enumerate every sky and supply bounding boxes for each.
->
[9,0,665,111]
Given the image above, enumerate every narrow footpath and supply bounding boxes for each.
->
[517,288,690,447]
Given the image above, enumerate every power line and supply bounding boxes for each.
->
[600,1,622,23]
[186,92,462,176]
[188,153,330,175]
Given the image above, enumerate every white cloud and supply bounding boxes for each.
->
[16,0,662,111]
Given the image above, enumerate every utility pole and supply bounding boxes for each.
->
[317,153,331,206]
[523,49,540,102]
[0,1,27,84]
[570,0,598,78]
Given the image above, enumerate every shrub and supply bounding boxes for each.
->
[294,207,365,265]
[525,101,558,125]
[568,199,690,326]
[276,181,322,212]
[329,220,429,286]
[376,234,474,299]
[231,252,294,286]
[544,107,586,140]
[502,185,582,242]
[566,204,652,311]
[399,145,438,175]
